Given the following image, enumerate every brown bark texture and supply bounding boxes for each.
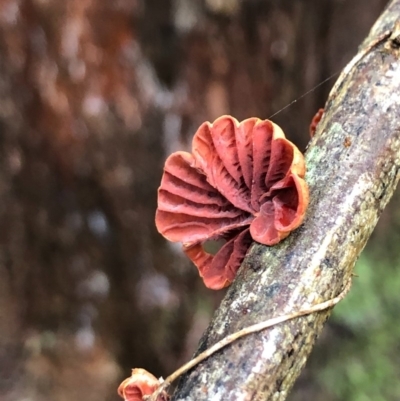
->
[172,2,400,400]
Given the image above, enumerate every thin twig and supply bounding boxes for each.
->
[148,279,352,401]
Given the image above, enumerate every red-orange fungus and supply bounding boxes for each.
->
[118,369,169,401]
[155,115,309,290]
[309,108,324,138]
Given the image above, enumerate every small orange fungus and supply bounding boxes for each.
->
[118,369,169,401]
[309,108,324,137]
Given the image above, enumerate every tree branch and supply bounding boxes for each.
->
[171,1,400,400]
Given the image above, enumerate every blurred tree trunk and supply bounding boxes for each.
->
[0,1,390,401]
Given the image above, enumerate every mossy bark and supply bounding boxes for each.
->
[172,2,400,400]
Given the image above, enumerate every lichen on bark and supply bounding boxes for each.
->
[171,1,400,400]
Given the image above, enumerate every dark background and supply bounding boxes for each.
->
[1,1,399,400]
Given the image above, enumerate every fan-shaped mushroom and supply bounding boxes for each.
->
[156,115,309,290]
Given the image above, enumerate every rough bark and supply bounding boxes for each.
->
[172,2,400,400]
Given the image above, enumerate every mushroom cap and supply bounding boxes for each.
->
[118,369,160,401]
[155,115,309,289]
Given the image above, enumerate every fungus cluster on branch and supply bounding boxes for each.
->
[118,115,310,401]
[156,115,309,289]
